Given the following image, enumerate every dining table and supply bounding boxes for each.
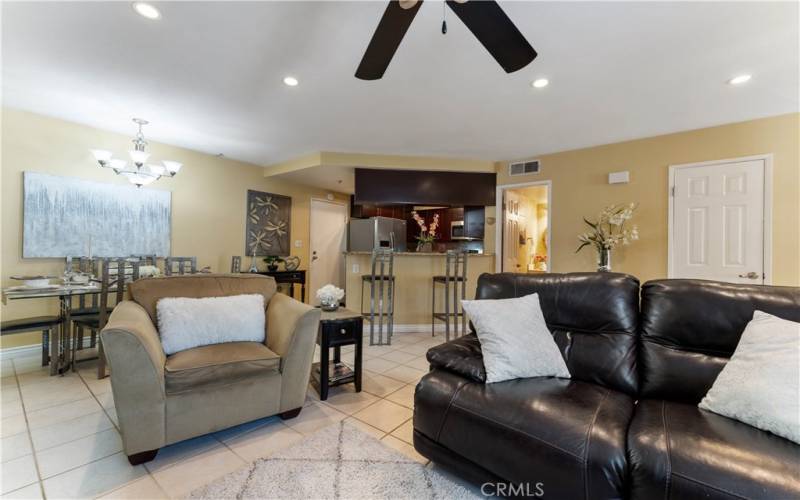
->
[2,283,106,375]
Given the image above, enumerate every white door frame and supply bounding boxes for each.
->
[309,197,349,301]
[495,180,553,273]
[667,154,773,284]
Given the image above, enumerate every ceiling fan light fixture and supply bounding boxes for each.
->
[283,76,299,87]
[728,74,752,85]
[398,0,419,10]
[132,2,161,20]
[531,78,549,88]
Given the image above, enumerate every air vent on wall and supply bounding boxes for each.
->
[509,160,540,176]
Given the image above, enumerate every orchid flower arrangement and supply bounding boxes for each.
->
[411,211,439,244]
[576,203,639,253]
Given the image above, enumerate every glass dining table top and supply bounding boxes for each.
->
[1,283,104,303]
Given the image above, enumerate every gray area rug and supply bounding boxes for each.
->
[188,421,484,499]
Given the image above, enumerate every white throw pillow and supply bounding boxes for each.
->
[156,294,266,355]
[460,293,570,383]
[699,310,800,444]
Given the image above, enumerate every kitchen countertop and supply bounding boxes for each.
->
[345,251,494,257]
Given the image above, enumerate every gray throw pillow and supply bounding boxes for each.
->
[461,293,570,383]
[699,310,800,444]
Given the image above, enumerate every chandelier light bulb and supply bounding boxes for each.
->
[90,149,113,165]
[108,159,128,173]
[162,160,183,176]
[129,150,150,166]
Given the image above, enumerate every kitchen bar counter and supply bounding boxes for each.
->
[344,252,495,327]
[345,251,495,257]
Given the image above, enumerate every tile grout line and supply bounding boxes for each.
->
[74,364,170,500]
[9,358,47,499]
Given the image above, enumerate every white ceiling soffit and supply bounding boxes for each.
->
[3,1,798,166]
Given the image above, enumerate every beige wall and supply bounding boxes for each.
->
[1,109,348,347]
[495,113,800,286]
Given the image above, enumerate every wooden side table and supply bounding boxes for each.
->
[311,308,363,401]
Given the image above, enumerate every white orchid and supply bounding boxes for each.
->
[576,203,639,254]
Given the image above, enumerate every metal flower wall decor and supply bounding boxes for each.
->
[245,190,291,257]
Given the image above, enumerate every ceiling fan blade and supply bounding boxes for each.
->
[356,0,424,80]
[445,0,536,73]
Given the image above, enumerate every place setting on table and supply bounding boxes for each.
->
[1,256,165,375]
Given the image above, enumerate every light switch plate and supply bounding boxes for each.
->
[352,264,360,274]
[294,240,302,248]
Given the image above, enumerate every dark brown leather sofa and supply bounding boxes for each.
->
[413,272,800,499]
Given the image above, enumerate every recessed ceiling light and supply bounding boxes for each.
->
[531,78,549,88]
[283,76,299,87]
[728,74,752,85]
[132,2,160,20]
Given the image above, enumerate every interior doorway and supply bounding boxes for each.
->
[495,181,552,273]
[668,154,772,284]
[309,198,348,305]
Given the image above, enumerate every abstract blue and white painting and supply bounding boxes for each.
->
[23,172,171,258]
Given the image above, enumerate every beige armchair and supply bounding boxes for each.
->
[100,274,320,465]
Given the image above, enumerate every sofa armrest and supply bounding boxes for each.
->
[426,334,486,383]
[100,300,167,455]
[266,293,322,411]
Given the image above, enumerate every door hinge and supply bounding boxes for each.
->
[671,186,675,197]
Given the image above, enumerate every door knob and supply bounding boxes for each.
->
[738,271,760,279]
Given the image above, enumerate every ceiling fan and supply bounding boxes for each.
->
[355,0,537,80]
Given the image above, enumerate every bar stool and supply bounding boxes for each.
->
[360,249,395,346]
[431,250,468,342]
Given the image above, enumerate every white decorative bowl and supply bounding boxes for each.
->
[24,278,52,288]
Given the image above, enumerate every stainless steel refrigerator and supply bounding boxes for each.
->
[348,217,407,252]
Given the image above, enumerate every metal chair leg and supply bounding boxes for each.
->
[444,281,450,342]
[431,281,436,337]
[41,329,50,367]
[97,332,107,379]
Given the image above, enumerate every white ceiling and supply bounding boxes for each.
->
[3,1,798,167]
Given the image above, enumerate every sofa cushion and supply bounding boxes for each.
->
[639,280,800,403]
[627,399,800,500]
[426,334,486,383]
[474,272,640,396]
[164,341,280,394]
[129,274,277,325]
[414,369,634,499]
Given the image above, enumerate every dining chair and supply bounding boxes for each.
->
[1,317,60,367]
[164,256,197,276]
[130,254,158,266]
[71,258,140,378]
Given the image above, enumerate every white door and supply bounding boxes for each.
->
[672,159,766,283]
[502,190,521,272]
[309,199,348,304]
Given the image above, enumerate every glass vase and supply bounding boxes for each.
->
[597,248,611,272]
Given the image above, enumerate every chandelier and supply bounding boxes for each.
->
[91,118,182,187]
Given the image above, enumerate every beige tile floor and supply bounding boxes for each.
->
[0,330,451,499]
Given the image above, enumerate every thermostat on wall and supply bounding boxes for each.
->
[608,171,630,184]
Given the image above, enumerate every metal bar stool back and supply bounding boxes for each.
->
[432,250,468,342]
[360,249,395,346]
[165,256,197,276]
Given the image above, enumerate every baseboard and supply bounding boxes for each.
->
[0,344,42,361]
[386,324,448,334]
[0,337,95,361]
